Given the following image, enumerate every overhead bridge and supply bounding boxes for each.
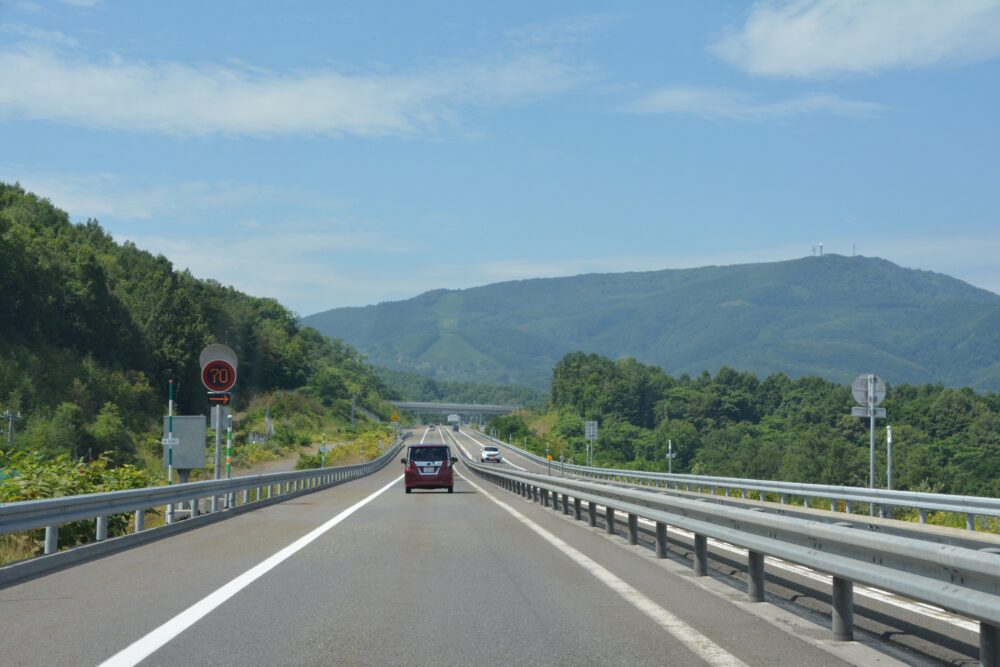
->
[389,401,520,415]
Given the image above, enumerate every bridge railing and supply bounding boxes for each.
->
[460,455,1000,665]
[0,437,405,586]
[486,435,1000,531]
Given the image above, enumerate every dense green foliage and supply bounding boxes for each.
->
[0,182,389,471]
[375,367,545,408]
[495,352,1000,497]
[303,256,1000,391]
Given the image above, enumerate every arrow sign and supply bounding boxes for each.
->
[207,392,232,406]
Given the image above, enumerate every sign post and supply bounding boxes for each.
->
[162,379,178,523]
[200,345,238,512]
[584,420,598,467]
[852,374,887,508]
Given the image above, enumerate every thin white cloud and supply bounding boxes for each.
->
[0,22,78,47]
[625,86,882,120]
[1,170,316,221]
[0,41,586,137]
[712,0,1000,78]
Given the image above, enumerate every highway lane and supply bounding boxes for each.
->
[449,429,984,665]
[1,428,883,666]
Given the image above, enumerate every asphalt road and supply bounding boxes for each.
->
[0,427,948,666]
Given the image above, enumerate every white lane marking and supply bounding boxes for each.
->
[98,475,403,667]
[460,472,748,667]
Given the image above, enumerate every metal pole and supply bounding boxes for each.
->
[166,380,174,524]
[668,439,673,474]
[868,375,875,490]
[886,425,893,491]
[226,415,232,479]
[214,404,222,480]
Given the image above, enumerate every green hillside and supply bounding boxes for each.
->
[302,256,1000,391]
[0,182,390,465]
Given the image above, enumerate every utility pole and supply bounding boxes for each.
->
[350,389,363,427]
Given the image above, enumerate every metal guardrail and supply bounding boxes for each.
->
[0,437,405,576]
[460,454,1000,666]
[486,436,1000,531]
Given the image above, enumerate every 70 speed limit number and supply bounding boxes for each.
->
[202,359,236,392]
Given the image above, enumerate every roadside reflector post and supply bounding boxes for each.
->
[832,577,854,641]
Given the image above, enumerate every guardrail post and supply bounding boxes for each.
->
[588,502,597,527]
[562,494,570,515]
[574,497,582,520]
[242,489,249,505]
[982,622,998,667]
[741,489,747,499]
[627,513,638,545]
[96,515,108,541]
[655,522,668,558]
[845,500,853,514]
[44,525,58,554]
[832,576,854,641]
[551,491,558,511]
[605,507,615,535]
[919,508,927,523]
[804,496,811,509]
[134,509,145,532]
[694,534,708,576]
[748,551,765,602]
[780,494,787,504]
[191,498,199,517]
[967,513,976,531]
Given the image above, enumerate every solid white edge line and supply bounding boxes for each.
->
[463,434,978,635]
[458,469,748,667]
[98,474,403,667]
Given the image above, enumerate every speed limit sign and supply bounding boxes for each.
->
[202,359,236,392]
[200,344,238,392]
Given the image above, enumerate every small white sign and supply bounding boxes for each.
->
[851,406,886,418]
[585,421,598,440]
[162,437,180,446]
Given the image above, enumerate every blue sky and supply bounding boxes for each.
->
[1,1,999,316]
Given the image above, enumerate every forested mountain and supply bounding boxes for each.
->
[0,183,388,463]
[302,256,1000,391]
[492,352,1000,498]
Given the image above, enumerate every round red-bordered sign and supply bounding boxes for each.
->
[202,359,237,392]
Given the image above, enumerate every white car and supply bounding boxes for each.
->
[480,445,502,463]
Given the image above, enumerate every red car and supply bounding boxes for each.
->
[402,443,458,493]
